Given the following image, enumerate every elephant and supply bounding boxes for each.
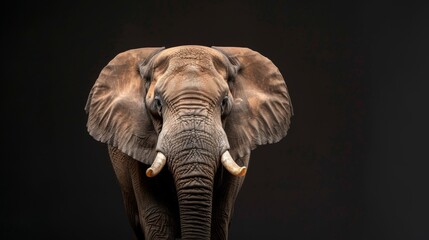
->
[85,45,293,239]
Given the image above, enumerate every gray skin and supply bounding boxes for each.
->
[85,45,293,239]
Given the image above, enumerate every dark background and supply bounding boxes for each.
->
[2,0,428,239]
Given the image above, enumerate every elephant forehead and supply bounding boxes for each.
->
[157,46,225,69]
[160,66,226,96]
[154,46,228,99]
[160,45,218,60]
[166,56,215,73]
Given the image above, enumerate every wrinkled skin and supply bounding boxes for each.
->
[86,46,293,239]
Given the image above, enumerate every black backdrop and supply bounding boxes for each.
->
[2,1,428,239]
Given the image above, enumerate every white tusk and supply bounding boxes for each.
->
[221,151,247,176]
[146,152,167,177]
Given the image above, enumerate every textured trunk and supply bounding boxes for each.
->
[168,132,218,239]
[160,114,225,239]
[175,170,214,239]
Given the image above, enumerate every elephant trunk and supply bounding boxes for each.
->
[175,167,214,239]
[170,140,217,239]
[157,117,221,239]
[153,115,245,238]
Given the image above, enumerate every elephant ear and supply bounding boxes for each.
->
[85,47,164,165]
[213,47,293,158]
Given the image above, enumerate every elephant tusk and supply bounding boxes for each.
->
[221,151,247,176]
[146,152,167,177]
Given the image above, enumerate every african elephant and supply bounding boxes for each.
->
[85,45,293,239]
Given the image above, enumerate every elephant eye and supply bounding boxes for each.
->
[221,96,230,115]
[153,96,163,117]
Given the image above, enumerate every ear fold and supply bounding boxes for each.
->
[85,47,164,165]
[212,47,293,158]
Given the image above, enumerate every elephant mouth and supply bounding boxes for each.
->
[146,150,246,178]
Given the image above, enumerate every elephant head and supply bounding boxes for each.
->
[85,45,293,239]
